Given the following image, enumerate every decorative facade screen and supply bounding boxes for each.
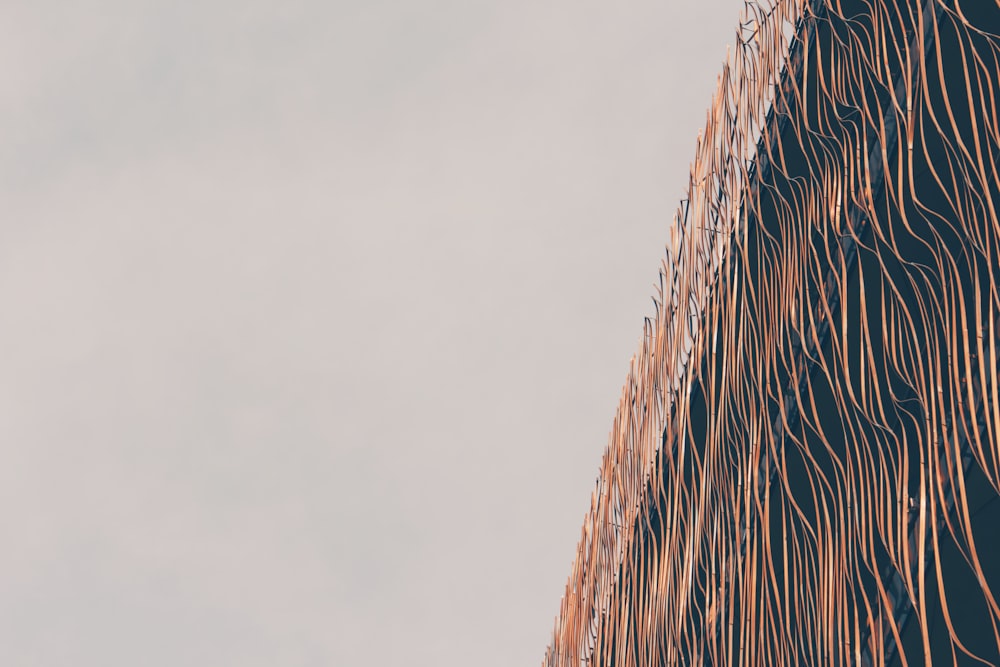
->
[545,1,1000,665]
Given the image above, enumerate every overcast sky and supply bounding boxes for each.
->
[1,1,743,665]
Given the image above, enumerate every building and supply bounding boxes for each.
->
[545,1,1000,665]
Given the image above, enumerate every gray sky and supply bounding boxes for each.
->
[1,1,743,664]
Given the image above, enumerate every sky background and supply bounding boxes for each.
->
[1,1,743,664]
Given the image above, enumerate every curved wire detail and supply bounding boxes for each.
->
[544,1,1000,665]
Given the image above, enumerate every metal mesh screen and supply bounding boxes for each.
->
[544,2,1000,664]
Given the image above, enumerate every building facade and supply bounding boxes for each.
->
[545,1,1000,665]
